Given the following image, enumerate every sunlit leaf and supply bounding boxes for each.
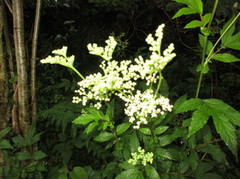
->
[139,128,151,135]
[184,20,203,29]
[211,53,240,63]
[173,7,196,19]
[175,98,203,113]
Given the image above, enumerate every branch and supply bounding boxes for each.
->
[4,0,12,13]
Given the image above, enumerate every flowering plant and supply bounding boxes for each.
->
[41,24,176,177]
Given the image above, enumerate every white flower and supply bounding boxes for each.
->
[128,147,154,166]
[123,89,173,129]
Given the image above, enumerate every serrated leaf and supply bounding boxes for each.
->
[94,132,114,142]
[73,114,98,125]
[175,98,203,113]
[199,144,228,164]
[145,164,160,179]
[32,151,47,160]
[154,126,169,135]
[212,112,237,157]
[173,7,196,19]
[0,139,13,149]
[211,53,240,63]
[84,121,99,134]
[116,123,131,136]
[184,20,203,29]
[139,128,151,135]
[188,104,210,137]
[220,17,240,50]
[0,127,12,138]
[189,151,199,171]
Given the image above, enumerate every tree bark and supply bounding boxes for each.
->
[0,0,8,177]
[31,0,42,123]
[12,0,30,136]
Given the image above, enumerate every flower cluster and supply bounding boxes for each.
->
[73,59,138,109]
[133,24,176,85]
[40,46,75,67]
[42,24,176,129]
[121,89,173,129]
[128,147,154,166]
[87,36,117,61]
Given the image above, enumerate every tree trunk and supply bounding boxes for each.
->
[0,0,8,177]
[31,0,42,124]
[12,0,30,136]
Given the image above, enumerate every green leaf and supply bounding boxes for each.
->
[127,132,140,152]
[159,128,183,147]
[173,7,196,19]
[145,164,160,179]
[32,151,47,160]
[173,94,187,112]
[211,53,240,63]
[139,128,151,135]
[94,132,114,142]
[156,148,175,160]
[73,114,98,125]
[0,127,12,138]
[198,34,213,55]
[84,121,99,134]
[16,151,32,161]
[188,104,210,137]
[0,139,13,149]
[212,111,237,157]
[154,126,169,135]
[199,144,228,164]
[116,169,143,179]
[12,136,27,147]
[220,16,240,50]
[116,123,131,135]
[70,166,88,179]
[203,99,239,157]
[196,64,209,74]
[202,13,212,26]
[184,20,203,29]
[26,124,36,138]
[119,161,135,170]
[175,98,203,113]
[172,0,203,19]
[189,151,199,171]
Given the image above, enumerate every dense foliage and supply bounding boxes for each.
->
[1,0,240,178]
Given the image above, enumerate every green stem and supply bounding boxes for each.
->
[195,12,240,98]
[155,72,162,96]
[195,0,219,98]
[70,66,85,80]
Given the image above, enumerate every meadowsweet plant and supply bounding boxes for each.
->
[41,6,240,176]
[41,24,175,177]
